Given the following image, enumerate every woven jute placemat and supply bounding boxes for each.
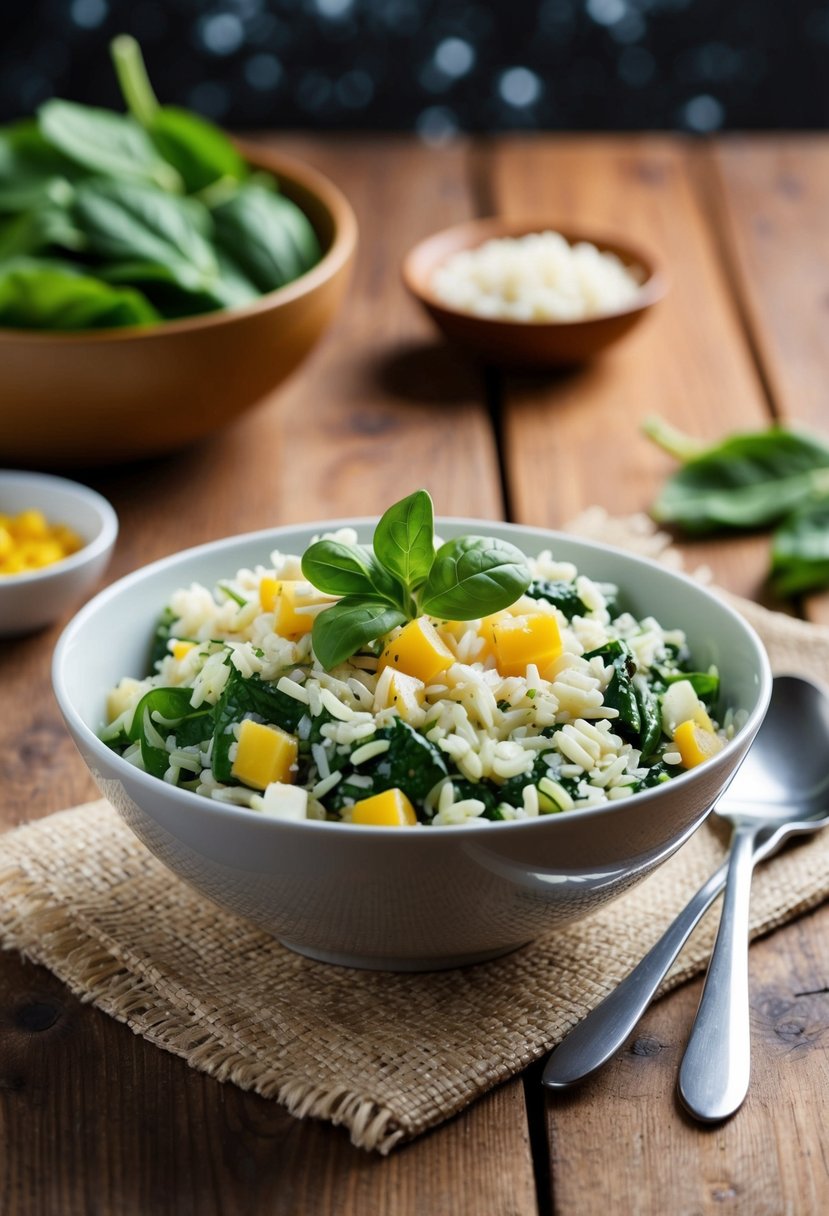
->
[2,515,829,1154]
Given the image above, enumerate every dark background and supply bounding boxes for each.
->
[3,0,828,137]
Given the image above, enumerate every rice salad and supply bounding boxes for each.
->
[101,510,735,829]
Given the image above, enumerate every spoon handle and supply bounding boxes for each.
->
[677,825,757,1121]
[542,855,730,1089]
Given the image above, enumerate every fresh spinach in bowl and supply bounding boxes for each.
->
[0,36,321,331]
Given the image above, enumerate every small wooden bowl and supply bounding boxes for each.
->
[0,145,358,468]
[402,217,666,368]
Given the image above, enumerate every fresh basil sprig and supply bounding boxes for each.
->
[301,490,532,670]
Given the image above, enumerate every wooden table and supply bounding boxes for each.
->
[3,135,829,1215]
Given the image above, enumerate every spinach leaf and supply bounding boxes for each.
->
[111,35,248,194]
[584,640,641,739]
[524,578,587,620]
[373,488,435,590]
[644,415,829,532]
[326,718,448,814]
[211,184,320,292]
[148,605,177,673]
[311,598,407,671]
[38,99,181,193]
[663,669,720,703]
[420,536,531,620]
[634,678,662,757]
[100,258,256,317]
[0,121,81,212]
[126,687,213,778]
[771,499,829,595]
[72,179,218,285]
[0,203,84,258]
[496,749,562,808]
[0,262,159,330]
[211,667,308,782]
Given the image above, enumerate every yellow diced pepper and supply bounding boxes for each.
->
[261,578,327,638]
[171,640,196,662]
[351,788,417,826]
[259,575,279,612]
[673,719,724,769]
[231,719,298,790]
[378,616,454,683]
[491,613,563,678]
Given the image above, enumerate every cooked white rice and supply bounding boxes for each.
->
[102,529,730,827]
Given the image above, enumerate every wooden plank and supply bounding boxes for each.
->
[490,135,776,601]
[709,136,829,626]
[542,902,829,1216]
[0,136,537,1214]
[0,951,538,1216]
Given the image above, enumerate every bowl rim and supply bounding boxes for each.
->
[402,216,668,329]
[0,469,119,585]
[0,145,358,346]
[52,515,772,839]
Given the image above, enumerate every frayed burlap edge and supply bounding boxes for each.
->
[0,851,405,1153]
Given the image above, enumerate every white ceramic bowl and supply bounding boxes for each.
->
[0,470,118,637]
[52,519,771,970]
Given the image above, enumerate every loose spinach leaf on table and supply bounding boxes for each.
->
[771,500,829,596]
[643,414,829,532]
[0,262,159,330]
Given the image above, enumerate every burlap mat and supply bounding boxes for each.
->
[2,514,829,1154]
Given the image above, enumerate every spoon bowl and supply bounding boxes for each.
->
[543,674,829,1091]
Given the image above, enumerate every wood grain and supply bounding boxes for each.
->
[709,137,829,626]
[489,136,775,600]
[543,902,829,1216]
[0,136,538,1215]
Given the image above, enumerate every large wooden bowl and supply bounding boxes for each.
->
[403,217,666,368]
[0,145,357,467]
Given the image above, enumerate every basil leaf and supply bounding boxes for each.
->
[38,99,181,193]
[420,536,531,620]
[211,183,321,292]
[771,499,829,595]
[72,179,218,285]
[0,263,159,330]
[311,597,406,671]
[647,421,829,532]
[301,540,397,599]
[373,488,435,589]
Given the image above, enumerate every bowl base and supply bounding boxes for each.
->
[278,938,532,972]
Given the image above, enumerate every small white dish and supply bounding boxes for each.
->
[0,470,118,637]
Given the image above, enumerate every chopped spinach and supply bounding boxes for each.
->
[584,640,641,739]
[119,686,213,779]
[324,717,448,816]
[148,605,177,673]
[211,667,307,782]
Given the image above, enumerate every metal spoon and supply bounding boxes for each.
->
[543,674,829,1094]
[678,673,829,1121]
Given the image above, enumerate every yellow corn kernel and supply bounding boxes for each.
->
[51,523,83,555]
[20,539,65,569]
[673,719,724,769]
[12,508,49,539]
[171,640,196,662]
[378,616,454,683]
[0,553,26,575]
[0,526,13,561]
[491,613,563,678]
[231,719,298,790]
[383,669,426,722]
[351,788,417,826]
